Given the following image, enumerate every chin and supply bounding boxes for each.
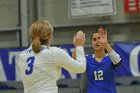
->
[94,47,102,51]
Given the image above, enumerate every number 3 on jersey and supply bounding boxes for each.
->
[94,70,103,80]
[25,56,35,75]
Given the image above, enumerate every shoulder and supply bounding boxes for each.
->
[86,54,94,59]
[47,46,69,60]
[47,46,67,55]
[102,54,112,63]
[19,47,32,56]
[105,53,110,58]
[85,54,95,65]
[41,45,62,52]
[18,47,32,61]
[49,46,64,52]
[105,54,112,61]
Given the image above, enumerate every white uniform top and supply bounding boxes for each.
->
[18,45,86,93]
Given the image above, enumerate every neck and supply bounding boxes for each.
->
[94,50,106,62]
[94,50,106,58]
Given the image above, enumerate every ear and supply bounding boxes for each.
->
[47,36,52,45]
[104,30,107,35]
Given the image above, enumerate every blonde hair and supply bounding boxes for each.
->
[29,19,53,53]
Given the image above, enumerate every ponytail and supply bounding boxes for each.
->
[32,37,41,53]
[29,19,53,53]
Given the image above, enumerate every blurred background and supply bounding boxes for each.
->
[0,0,140,93]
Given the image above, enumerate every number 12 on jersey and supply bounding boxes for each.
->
[94,70,103,80]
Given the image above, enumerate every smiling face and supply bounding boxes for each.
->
[91,32,104,51]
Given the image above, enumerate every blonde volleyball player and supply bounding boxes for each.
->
[18,19,86,93]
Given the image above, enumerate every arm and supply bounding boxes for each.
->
[72,31,85,60]
[56,46,86,73]
[108,50,122,67]
[98,26,122,67]
[104,42,122,67]
[105,43,122,67]
[56,31,86,73]
[72,48,76,59]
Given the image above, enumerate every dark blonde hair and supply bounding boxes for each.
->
[29,19,53,53]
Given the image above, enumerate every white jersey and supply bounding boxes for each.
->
[18,45,86,93]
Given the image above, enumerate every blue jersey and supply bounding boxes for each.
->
[86,54,117,93]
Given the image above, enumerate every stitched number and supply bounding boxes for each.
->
[25,56,35,75]
[94,70,103,80]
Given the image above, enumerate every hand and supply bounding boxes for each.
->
[73,30,85,47]
[98,26,108,47]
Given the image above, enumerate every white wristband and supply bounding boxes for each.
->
[108,50,121,65]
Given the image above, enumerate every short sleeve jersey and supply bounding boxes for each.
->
[86,54,117,93]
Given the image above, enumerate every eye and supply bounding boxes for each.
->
[98,37,100,40]
[93,38,96,41]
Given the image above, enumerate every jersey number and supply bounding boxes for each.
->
[94,70,103,80]
[25,56,35,75]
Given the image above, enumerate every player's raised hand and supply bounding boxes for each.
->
[73,30,85,47]
[98,26,108,47]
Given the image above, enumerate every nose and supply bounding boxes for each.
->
[94,40,99,45]
[96,38,100,42]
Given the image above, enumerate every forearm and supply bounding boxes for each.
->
[57,46,86,73]
[72,48,76,59]
[108,50,122,65]
[76,46,85,60]
[72,46,85,60]
[104,43,113,53]
[104,43,122,65]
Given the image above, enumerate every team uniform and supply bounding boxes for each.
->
[18,45,86,93]
[86,50,122,93]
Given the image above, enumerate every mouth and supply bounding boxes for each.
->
[95,45,100,46]
[95,45,100,48]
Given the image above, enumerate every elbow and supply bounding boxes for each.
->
[79,61,87,73]
[82,66,86,73]
[70,65,86,73]
[114,60,122,68]
[77,66,86,73]
[81,68,86,73]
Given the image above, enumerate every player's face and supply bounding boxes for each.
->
[92,33,104,51]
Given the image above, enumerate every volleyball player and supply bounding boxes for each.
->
[18,19,86,93]
[73,26,122,93]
